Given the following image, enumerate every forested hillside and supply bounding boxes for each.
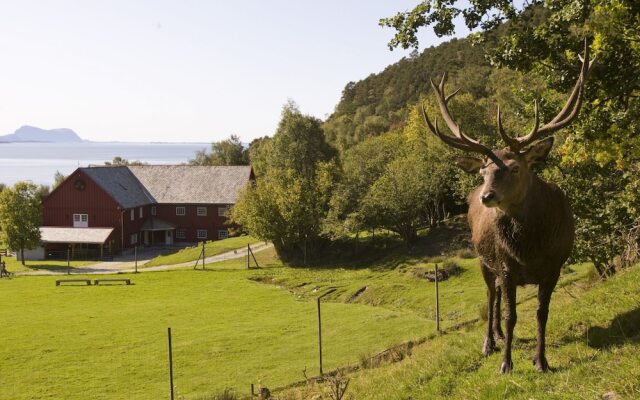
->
[323,38,491,151]
[226,0,639,280]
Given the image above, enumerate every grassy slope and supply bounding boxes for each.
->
[2,255,92,273]
[143,235,261,267]
[0,249,433,400]
[282,264,640,400]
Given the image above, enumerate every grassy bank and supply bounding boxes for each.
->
[143,235,261,267]
[280,263,640,400]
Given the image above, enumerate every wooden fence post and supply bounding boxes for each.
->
[168,327,174,400]
[435,263,440,333]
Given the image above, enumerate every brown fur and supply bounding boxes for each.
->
[464,144,574,373]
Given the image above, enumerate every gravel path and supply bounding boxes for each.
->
[14,242,273,276]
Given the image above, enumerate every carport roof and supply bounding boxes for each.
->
[40,227,114,244]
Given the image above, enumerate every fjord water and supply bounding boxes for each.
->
[0,142,208,186]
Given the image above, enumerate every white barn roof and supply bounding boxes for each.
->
[40,227,114,244]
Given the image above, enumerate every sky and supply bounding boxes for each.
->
[0,1,470,143]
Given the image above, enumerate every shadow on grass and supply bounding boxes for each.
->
[289,219,471,272]
[587,306,640,349]
[26,264,86,272]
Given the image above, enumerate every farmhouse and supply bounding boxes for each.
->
[40,165,254,259]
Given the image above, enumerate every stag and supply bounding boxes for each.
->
[421,42,595,373]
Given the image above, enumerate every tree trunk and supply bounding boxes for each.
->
[20,248,25,265]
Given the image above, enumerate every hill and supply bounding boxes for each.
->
[323,38,491,151]
[0,125,83,142]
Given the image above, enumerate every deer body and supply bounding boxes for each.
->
[469,175,574,286]
[421,41,594,373]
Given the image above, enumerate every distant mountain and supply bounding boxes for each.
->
[0,126,83,143]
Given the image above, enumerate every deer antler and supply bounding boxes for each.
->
[421,73,504,166]
[498,39,596,152]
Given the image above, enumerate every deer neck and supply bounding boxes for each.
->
[495,174,538,221]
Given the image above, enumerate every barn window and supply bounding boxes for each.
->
[130,233,138,245]
[130,209,134,221]
[218,230,229,240]
[176,206,186,216]
[218,206,229,217]
[73,213,88,228]
[176,229,186,239]
[196,229,207,239]
[151,206,157,216]
[197,207,207,216]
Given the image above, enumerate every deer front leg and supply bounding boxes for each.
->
[500,275,517,374]
[534,272,560,372]
[481,266,498,356]
[493,281,505,342]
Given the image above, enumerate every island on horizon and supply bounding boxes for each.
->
[0,125,83,143]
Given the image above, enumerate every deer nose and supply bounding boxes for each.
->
[481,191,496,204]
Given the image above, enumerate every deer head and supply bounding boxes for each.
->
[422,41,595,211]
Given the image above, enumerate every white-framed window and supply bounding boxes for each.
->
[196,229,207,239]
[73,213,88,228]
[197,206,207,216]
[218,206,229,217]
[139,207,143,218]
[218,230,229,240]
[130,233,138,245]
[151,206,157,216]
[130,209,134,221]
[176,229,186,239]
[176,206,186,216]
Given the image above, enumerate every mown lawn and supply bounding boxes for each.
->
[143,235,262,267]
[2,255,93,273]
[0,247,436,400]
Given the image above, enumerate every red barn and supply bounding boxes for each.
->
[41,165,254,259]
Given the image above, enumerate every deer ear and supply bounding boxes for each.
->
[455,157,483,174]
[524,137,554,164]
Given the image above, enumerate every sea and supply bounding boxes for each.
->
[0,141,209,186]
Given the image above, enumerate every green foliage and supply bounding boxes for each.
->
[104,156,145,166]
[379,0,640,274]
[324,38,491,151]
[52,170,66,189]
[0,182,42,264]
[231,103,338,262]
[189,134,249,166]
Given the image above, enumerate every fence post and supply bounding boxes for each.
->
[202,241,206,270]
[168,327,174,400]
[435,263,440,333]
[247,244,250,269]
[134,246,138,274]
[317,288,337,376]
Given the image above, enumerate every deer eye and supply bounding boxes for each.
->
[511,166,520,174]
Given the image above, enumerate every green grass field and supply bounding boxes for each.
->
[0,248,436,400]
[143,235,262,267]
[2,233,638,400]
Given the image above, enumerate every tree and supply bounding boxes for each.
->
[189,134,249,166]
[104,156,145,166]
[0,182,42,264]
[231,103,338,262]
[382,0,640,275]
[53,171,67,189]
